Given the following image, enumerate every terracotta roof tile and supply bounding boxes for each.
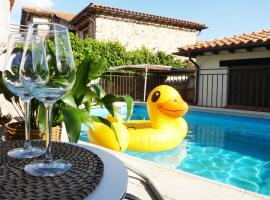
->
[22,7,76,21]
[178,29,270,56]
[9,0,15,11]
[70,3,206,31]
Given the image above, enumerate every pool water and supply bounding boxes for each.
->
[80,105,270,196]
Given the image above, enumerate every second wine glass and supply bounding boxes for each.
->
[3,33,47,159]
[23,23,76,176]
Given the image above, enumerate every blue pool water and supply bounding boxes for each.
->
[80,105,270,196]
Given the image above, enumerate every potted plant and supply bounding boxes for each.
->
[0,52,133,143]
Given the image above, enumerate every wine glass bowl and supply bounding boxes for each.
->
[20,34,49,88]
[29,23,76,105]
[3,33,30,98]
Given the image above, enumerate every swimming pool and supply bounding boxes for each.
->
[80,104,270,196]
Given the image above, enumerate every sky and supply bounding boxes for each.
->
[11,0,270,41]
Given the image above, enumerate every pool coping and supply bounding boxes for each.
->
[78,140,270,200]
[128,101,270,119]
[120,147,270,200]
[189,106,270,119]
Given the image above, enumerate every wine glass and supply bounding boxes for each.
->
[2,33,47,158]
[24,23,76,176]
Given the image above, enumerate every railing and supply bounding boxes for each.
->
[100,71,196,103]
[98,66,270,112]
[196,68,228,108]
[197,67,270,112]
[228,66,270,111]
[10,24,29,33]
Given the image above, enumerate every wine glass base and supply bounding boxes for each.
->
[7,147,45,159]
[24,159,72,177]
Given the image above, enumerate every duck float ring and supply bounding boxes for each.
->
[89,85,189,152]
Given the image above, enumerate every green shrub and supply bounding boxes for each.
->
[69,33,189,69]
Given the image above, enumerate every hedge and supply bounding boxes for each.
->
[69,33,192,69]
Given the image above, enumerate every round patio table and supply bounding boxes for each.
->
[77,142,128,200]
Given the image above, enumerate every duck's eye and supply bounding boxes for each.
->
[151,91,160,102]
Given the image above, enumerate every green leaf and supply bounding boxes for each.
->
[69,55,92,103]
[100,94,133,121]
[91,115,121,150]
[61,93,77,108]
[62,107,81,142]
[38,102,46,131]
[81,93,93,104]
[88,59,107,80]
[84,101,91,113]
[0,71,16,103]
[81,87,96,104]
[91,84,106,99]
[91,116,113,130]
[78,109,93,128]
[50,77,71,86]
[46,41,58,75]
[100,94,118,117]
[121,95,133,121]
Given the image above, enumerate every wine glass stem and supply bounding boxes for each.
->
[23,99,32,149]
[45,105,53,163]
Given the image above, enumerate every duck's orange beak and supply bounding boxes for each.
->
[157,97,188,118]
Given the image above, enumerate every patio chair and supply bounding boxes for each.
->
[123,164,164,200]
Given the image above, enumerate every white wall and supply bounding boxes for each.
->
[0,0,10,70]
[0,0,17,118]
[197,48,270,68]
[196,48,270,107]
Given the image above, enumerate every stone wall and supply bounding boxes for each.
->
[95,15,197,54]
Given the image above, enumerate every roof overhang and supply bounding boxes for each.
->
[20,7,75,26]
[177,29,270,58]
[10,0,15,11]
[178,41,270,58]
[70,3,207,31]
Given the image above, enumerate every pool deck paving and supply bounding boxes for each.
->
[79,141,270,200]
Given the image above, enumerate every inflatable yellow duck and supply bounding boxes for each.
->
[89,85,189,152]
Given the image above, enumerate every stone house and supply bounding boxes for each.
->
[178,29,270,112]
[20,3,206,54]
[20,7,75,28]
